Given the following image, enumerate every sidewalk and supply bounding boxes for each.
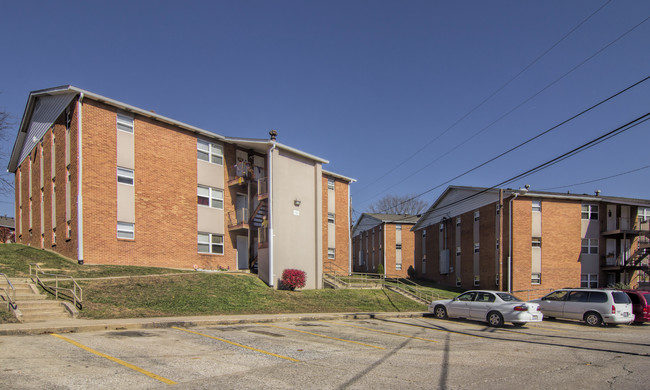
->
[0,311,427,336]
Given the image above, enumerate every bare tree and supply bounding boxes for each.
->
[366,194,428,215]
[0,109,14,194]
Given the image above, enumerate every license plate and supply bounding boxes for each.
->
[532,315,539,320]
[623,312,629,317]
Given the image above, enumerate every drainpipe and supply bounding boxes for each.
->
[268,142,276,287]
[77,93,84,265]
[508,192,519,293]
[348,187,352,275]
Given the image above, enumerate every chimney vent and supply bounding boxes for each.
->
[269,129,278,141]
[595,190,601,196]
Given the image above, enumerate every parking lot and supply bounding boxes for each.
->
[1,316,649,389]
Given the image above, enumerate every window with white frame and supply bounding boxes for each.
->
[422,230,426,259]
[439,223,444,232]
[638,207,650,222]
[531,273,541,284]
[474,211,480,221]
[395,224,401,231]
[473,275,480,286]
[328,247,335,259]
[117,221,134,239]
[581,204,598,220]
[197,139,223,165]
[581,238,598,254]
[581,273,598,288]
[474,243,480,253]
[198,232,224,254]
[532,200,541,212]
[496,204,500,215]
[456,217,461,226]
[532,237,541,247]
[327,178,335,190]
[117,113,134,133]
[197,186,224,209]
[396,243,402,250]
[456,246,461,256]
[328,212,335,224]
[117,167,134,185]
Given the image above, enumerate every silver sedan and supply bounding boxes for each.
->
[429,290,543,327]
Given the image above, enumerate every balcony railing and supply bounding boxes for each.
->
[258,177,268,199]
[228,208,249,228]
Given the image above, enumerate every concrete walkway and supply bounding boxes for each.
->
[0,311,427,336]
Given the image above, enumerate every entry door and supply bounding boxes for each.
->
[237,235,249,270]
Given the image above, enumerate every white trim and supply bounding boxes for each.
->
[77,94,84,262]
[268,143,275,287]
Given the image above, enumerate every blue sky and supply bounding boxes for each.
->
[1,1,649,220]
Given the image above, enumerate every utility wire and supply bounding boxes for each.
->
[356,0,612,195]
[539,164,650,191]
[359,75,650,208]
[380,111,650,216]
[359,16,650,207]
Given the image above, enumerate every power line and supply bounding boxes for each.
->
[358,14,650,206]
[356,0,612,195]
[538,164,650,191]
[380,111,650,216]
[359,76,650,207]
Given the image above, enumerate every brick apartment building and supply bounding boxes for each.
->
[412,186,650,297]
[351,213,419,278]
[7,86,354,289]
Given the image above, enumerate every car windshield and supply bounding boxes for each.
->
[612,291,631,304]
[496,293,522,302]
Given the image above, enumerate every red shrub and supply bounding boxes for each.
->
[281,269,306,290]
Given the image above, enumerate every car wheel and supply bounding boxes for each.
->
[487,311,504,327]
[434,305,448,319]
[584,312,603,327]
[512,322,525,327]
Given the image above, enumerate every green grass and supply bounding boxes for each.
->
[0,243,462,322]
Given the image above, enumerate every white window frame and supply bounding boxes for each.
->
[474,211,480,221]
[117,221,134,240]
[117,113,134,133]
[396,224,401,231]
[456,246,461,256]
[198,232,224,254]
[531,273,541,285]
[474,243,480,253]
[197,139,223,165]
[328,247,335,259]
[581,204,599,220]
[532,200,541,212]
[581,273,598,288]
[328,212,335,224]
[532,237,541,247]
[456,217,461,226]
[117,167,134,185]
[473,275,480,286]
[581,238,598,254]
[439,223,444,232]
[327,178,335,190]
[198,186,224,209]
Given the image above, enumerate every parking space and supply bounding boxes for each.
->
[1,317,649,389]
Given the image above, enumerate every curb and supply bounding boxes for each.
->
[0,312,427,336]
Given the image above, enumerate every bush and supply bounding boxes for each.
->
[281,269,306,290]
[377,264,384,276]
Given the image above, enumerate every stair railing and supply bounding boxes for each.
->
[384,276,440,304]
[0,273,17,311]
[29,264,83,309]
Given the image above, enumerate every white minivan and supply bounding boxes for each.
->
[533,288,634,326]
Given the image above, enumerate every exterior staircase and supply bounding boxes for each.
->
[9,278,76,322]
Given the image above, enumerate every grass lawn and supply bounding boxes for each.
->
[0,243,462,323]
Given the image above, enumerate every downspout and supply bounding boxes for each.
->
[508,192,519,293]
[383,222,387,276]
[77,93,84,265]
[268,142,276,287]
[348,187,352,275]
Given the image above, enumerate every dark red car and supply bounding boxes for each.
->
[622,290,650,323]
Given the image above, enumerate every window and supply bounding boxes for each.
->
[117,167,134,185]
[327,178,335,190]
[396,243,402,250]
[474,211,480,221]
[581,238,598,254]
[439,223,444,232]
[581,273,598,288]
[531,273,541,284]
[638,208,650,222]
[474,243,480,253]
[456,246,461,256]
[197,139,223,165]
[197,186,223,209]
[198,233,224,254]
[496,239,500,250]
[496,204,500,215]
[117,113,134,133]
[456,217,461,226]
[328,212,335,224]
[117,222,134,239]
[456,277,461,287]
[532,237,541,247]
[532,200,541,212]
[473,275,480,286]
[581,204,599,220]
[328,247,335,259]
[396,224,401,231]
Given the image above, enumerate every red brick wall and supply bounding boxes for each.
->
[322,175,351,272]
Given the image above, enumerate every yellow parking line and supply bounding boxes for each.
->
[259,323,385,349]
[51,333,177,385]
[172,327,300,362]
[329,321,439,343]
